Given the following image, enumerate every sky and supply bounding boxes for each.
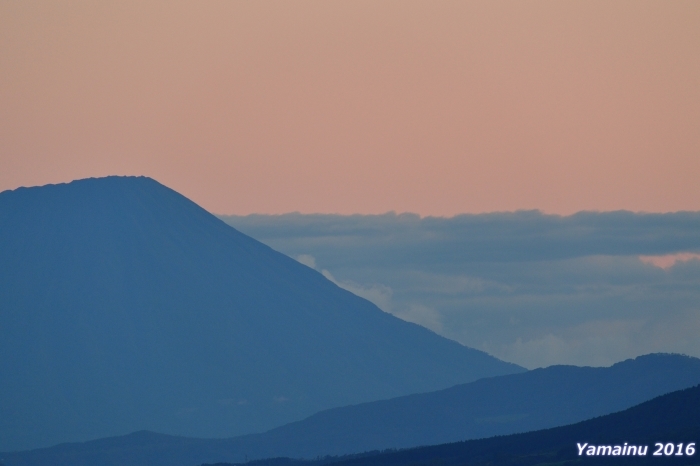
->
[2,1,699,216]
[224,212,700,368]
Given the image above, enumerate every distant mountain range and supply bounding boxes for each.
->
[214,382,700,466]
[229,353,700,457]
[3,353,699,466]
[0,176,522,451]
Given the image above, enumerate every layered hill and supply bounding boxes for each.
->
[224,383,700,466]
[0,176,522,451]
[3,353,699,466]
[229,353,700,457]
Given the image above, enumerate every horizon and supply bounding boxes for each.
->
[6,174,700,218]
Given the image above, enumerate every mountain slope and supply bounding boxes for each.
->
[241,353,700,457]
[0,176,522,451]
[231,383,700,466]
[3,353,699,466]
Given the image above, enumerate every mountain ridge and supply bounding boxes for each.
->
[3,353,699,466]
[217,382,700,466]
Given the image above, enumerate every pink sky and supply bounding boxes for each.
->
[1,1,699,216]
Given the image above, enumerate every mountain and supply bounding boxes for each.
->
[216,383,700,466]
[0,176,522,451]
[226,353,700,457]
[3,353,699,466]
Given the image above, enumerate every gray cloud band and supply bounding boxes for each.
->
[221,211,700,369]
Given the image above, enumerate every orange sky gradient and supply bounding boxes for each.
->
[1,1,699,216]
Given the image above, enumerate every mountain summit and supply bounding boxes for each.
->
[0,176,522,451]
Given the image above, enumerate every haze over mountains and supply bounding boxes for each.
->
[3,353,699,466]
[238,383,700,466]
[0,176,522,451]
[233,353,700,458]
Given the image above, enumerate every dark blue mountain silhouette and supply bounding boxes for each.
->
[215,383,700,466]
[0,176,522,451]
[227,353,700,457]
[3,353,698,466]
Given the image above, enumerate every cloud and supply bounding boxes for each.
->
[392,303,444,335]
[639,253,700,270]
[295,254,317,269]
[321,269,394,314]
[484,320,646,369]
[221,211,700,266]
[221,211,700,368]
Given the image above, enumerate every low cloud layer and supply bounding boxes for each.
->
[221,211,700,369]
